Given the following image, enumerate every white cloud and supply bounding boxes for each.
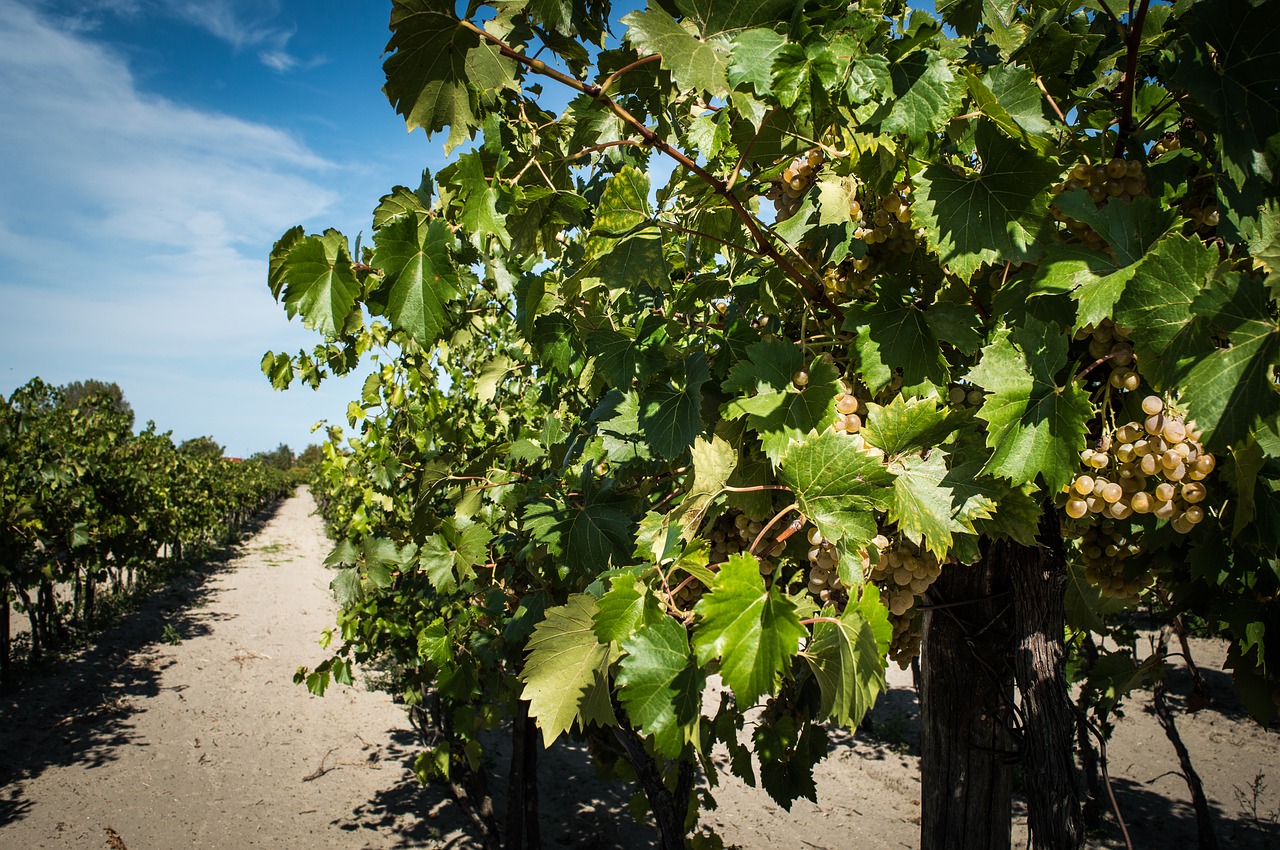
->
[0,0,365,453]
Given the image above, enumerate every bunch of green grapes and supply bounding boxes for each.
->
[766,149,824,221]
[821,256,874,299]
[864,534,947,666]
[830,382,887,460]
[946,384,985,409]
[1064,395,1215,536]
[1073,319,1141,391]
[1051,158,1149,250]
[707,510,785,571]
[804,526,860,607]
[1151,131,1182,158]
[1072,521,1149,602]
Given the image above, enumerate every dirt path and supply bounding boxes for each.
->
[0,489,427,849]
[1,488,1277,850]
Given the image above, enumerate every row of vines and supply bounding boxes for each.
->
[267,0,1279,847]
[0,378,296,681]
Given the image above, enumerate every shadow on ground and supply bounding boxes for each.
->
[337,724,662,849]
[0,502,284,828]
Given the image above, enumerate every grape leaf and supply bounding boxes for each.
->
[723,355,841,464]
[890,451,996,560]
[964,66,1055,156]
[968,320,1092,492]
[1113,233,1219,392]
[669,434,739,538]
[592,166,653,236]
[844,296,952,388]
[593,574,664,644]
[861,395,959,459]
[623,8,729,95]
[375,215,469,349]
[524,494,635,575]
[639,353,710,460]
[912,122,1059,280]
[617,616,706,757]
[692,553,806,706]
[805,603,887,727]
[520,594,618,746]
[383,0,517,152]
[588,314,669,388]
[1051,193,1178,267]
[279,230,360,340]
[778,429,897,551]
[868,49,960,143]
[1178,273,1280,450]
[728,28,786,94]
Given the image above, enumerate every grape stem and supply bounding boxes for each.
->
[1075,349,1133,382]
[748,503,802,555]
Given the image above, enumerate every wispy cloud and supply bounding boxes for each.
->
[0,0,361,455]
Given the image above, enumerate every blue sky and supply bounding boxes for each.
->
[0,0,449,457]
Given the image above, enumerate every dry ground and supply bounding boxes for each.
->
[1,489,1277,849]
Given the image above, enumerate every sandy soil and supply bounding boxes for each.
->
[1,489,1277,850]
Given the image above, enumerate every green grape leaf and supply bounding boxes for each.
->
[1178,273,1280,450]
[912,122,1059,280]
[1051,193,1178,267]
[279,230,360,340]
[383,0,517,152]
[1113,233,1220,392]
[592,166,653,236]
[594,575,664,644]
[964,66,1055,156]
[890,451,996,560]
[669,434,739,538]
[1031,243,1135,331]
[724,355,842,464]
[806,604,887,728]
[692,553,806,707]
[617,616,706,757]
[375,215,468,349]
[269,226,305,299]
[844,296,952,388]
[520,594,618,746]
[623,8,729,95]
[588,315,669,388]
[417,619,452,666]
[861,395,959,459]
[728,28,786,94]
[868,49,960,143]
[969,320,1093,492]
[778,429,897,551]
[524,494,635,575]
[948,458,1043,547]
[673,0,800,34]
[454,154,512,249]
[639,353,710,460]
[373,184,431,229]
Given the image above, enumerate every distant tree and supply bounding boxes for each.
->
[60,379,134,430]
[296,443,324,468]
[179,436,224,459]
[252,443,294,471]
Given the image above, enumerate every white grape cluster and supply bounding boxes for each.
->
[1063,395,1215,534]
[1151,131,1182,158]
[1073,319,1140,391]
[946,384,985,409]
[767,150,824,221]
[831,383,886,459]
[804,526,852,607]
[1051,159,1148,250]
[865,534,947,667]
[822,184,918,299]
[1073,522,1147,602]
[676,510,781,609]
[852,183,916,252]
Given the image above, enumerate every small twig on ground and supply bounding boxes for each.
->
[302,746,341,782]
